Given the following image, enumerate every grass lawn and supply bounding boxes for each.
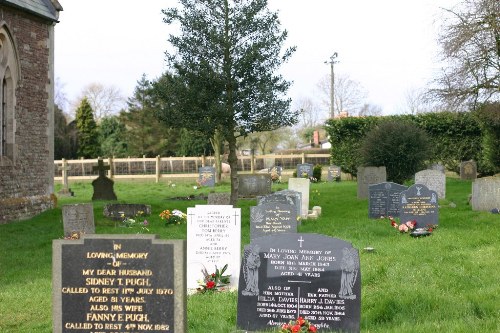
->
[0,177,499,332]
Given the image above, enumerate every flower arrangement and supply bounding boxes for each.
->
[159,209,187,225]
[120,211,149,234]
[270,167,281,183]
[64,231,83,240]
[385,216,437,236]
[197,264,230,293]
[278,317,317,333]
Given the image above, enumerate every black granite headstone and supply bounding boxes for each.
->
[92,159,117,201]
[52,235,186,333]
[399,184,439,228]
[257,190,302,218]
[297,163,314,178]
[198,166,215,187]
[250,203,297,240]
[237,233,361,333]
[327,165,341,182]
[368,182,408,218]
[238,174,272,197]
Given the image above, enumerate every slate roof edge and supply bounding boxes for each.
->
[0,0,63,23]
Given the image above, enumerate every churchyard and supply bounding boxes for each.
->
[0,175,499,332]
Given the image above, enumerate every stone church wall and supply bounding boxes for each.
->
[0,6,55,223]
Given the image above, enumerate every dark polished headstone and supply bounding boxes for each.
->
[250,203,297,240]
[257,190,302,218]
[368,182,408,218]
[327,165,341,182]
[198,166,215,187]
[52,235,186,333]
[297,163,314,178]
[237,233,361,333]
[92,159,117,201]
[399,184,439,228]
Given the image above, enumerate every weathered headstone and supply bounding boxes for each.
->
[357,166,387,199]
[368,182,408,218]
[250,203,297,240]
[52,234,186,333]
[198,166,215,187]
[415,169,446,199]
[258,190,302,218]
[236,233,361,333]
[207,192,231,205]
[187,205,241,290]
[238,174,272,197]
[460,160,477,180]
[58,158,74,197]
[429,163,446,174]
[327,165,341,182]
[399,184,439,228]
[92,158,117,201]
[471,177,500,211]
[268,166,282,183]
[103,204,151,220]
[62,204,95,237]
[288,178,310,218]
[297,163,314,178]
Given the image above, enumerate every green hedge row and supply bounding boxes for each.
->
[325,109,497,177]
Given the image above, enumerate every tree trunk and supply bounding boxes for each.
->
[210,129,223,183]
[227,133,239,206]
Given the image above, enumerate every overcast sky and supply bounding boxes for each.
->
[54,0,459,118]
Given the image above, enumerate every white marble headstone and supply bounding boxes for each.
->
[288,178,310,218]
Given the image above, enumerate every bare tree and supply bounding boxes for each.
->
[293,97,324,128]
[358,103,383,116]
[77,83,125,121]
[317,73,368,117]
[54,77,69,112]
[428,0,500,111]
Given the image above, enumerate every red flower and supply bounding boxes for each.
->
[291,324,301,333]
[296,317,305,326]
[428,227,433,232]
[309,325,317,333]
[281,323,290,330]
[211,273,216,278]
[391,220,398,228]
[206,281,215,289]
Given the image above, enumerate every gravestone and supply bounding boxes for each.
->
[58,158,74,197]
[357,166,387,199]
[207,192,231,205]
[238,174,272,197]
[288,178,310,219]
[327,165,341,182]
[250,203,297,240]
[62,204,95,238]
[52,234,186,333]
[460,160,477,180]
[198,166,215,187]
[103,204,151,220]
[92,158,117,201]
[368,182,408,218]
[471,177,500,211]
[187,205,241,290]
[268,166,282,183]
[236,233,361,333]
[429,163,446,174]
[297,163,313,178]
[399,184,439,228]
[258,190,302,218]
[415,169,446,199]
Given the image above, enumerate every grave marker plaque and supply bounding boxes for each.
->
[460,160,477,180]
[297,163,314,178]
[471,177,500,211]
[237,233,361,333]
[368,182,408,218]
[327,165,341,182]
[198,166,215,187]
[62,204,95,237]
[258,190,302,218]
[238,174,272,197]
[357,166,387,199]
[52,234,186,333]
[415,169,446,199]
[399,184,439,228]
[250,203,297,240]
[187,205,241,289]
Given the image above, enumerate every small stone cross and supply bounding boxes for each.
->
[58,159,71,189]
[93,158,110,178]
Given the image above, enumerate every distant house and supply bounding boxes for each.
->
[0,0,62,223]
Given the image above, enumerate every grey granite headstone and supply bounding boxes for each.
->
[399,184,439,228]
[357,166,387,199]
[327,165,341,182]
[258,190,302,218]
[250,203,297,240]
[91,159,117,201]
[198,166,216,187]
[103,204,151,220]
[460,160,477,180]
[297,163,314,178]
[238,174,272,197]
[471,177,500,211]
[368,182,408,218]
[62,204,95,237]
[207,192,231,205]
[415,169,446,199]
[237,233,361,333]
[52,234,186,333]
